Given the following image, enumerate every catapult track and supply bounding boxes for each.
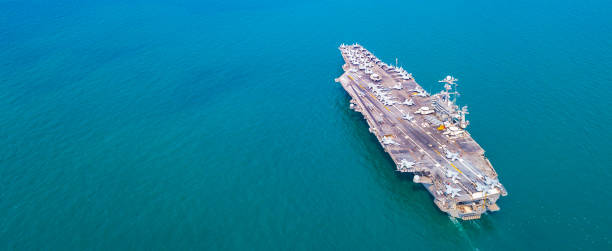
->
[335,44,507,220]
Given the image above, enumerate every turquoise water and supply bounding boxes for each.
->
[1,0,611,249]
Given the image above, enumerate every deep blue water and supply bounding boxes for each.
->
[1,0,611,249]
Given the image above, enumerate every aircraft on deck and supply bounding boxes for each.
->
[402,98,414,106]
[398,159,416,172]
[445,184,462,198]
[445,150,460,161]
[416,90,429,97]
[484,176,502,188]
[402,113,414,121]
[476,182,488,192]
[381,96,397,106]
[446,170,461,183]
[382,136,400,146]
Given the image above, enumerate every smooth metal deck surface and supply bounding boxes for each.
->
[336,44,507,220]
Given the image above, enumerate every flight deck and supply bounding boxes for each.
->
[335,43,507,220]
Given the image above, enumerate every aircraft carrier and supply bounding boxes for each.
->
[335,43,507,220]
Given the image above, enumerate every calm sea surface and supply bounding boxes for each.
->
[1,0,611,249]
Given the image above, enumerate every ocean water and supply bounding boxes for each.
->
[1,0,611,249]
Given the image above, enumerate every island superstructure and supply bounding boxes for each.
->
[335,43,507,220]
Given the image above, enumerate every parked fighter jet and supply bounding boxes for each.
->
[416,89,429,97]
[382,98,397,106]
[444,184,461,198]
[446,169,461,183]
[476,182,488,192]
[445,149,460,161]
[401,98,414,106]
[382,136,400,146]
[402,113,414,121]
[398,159,415,172]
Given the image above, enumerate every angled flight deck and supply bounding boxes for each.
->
[335,43,507,220]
